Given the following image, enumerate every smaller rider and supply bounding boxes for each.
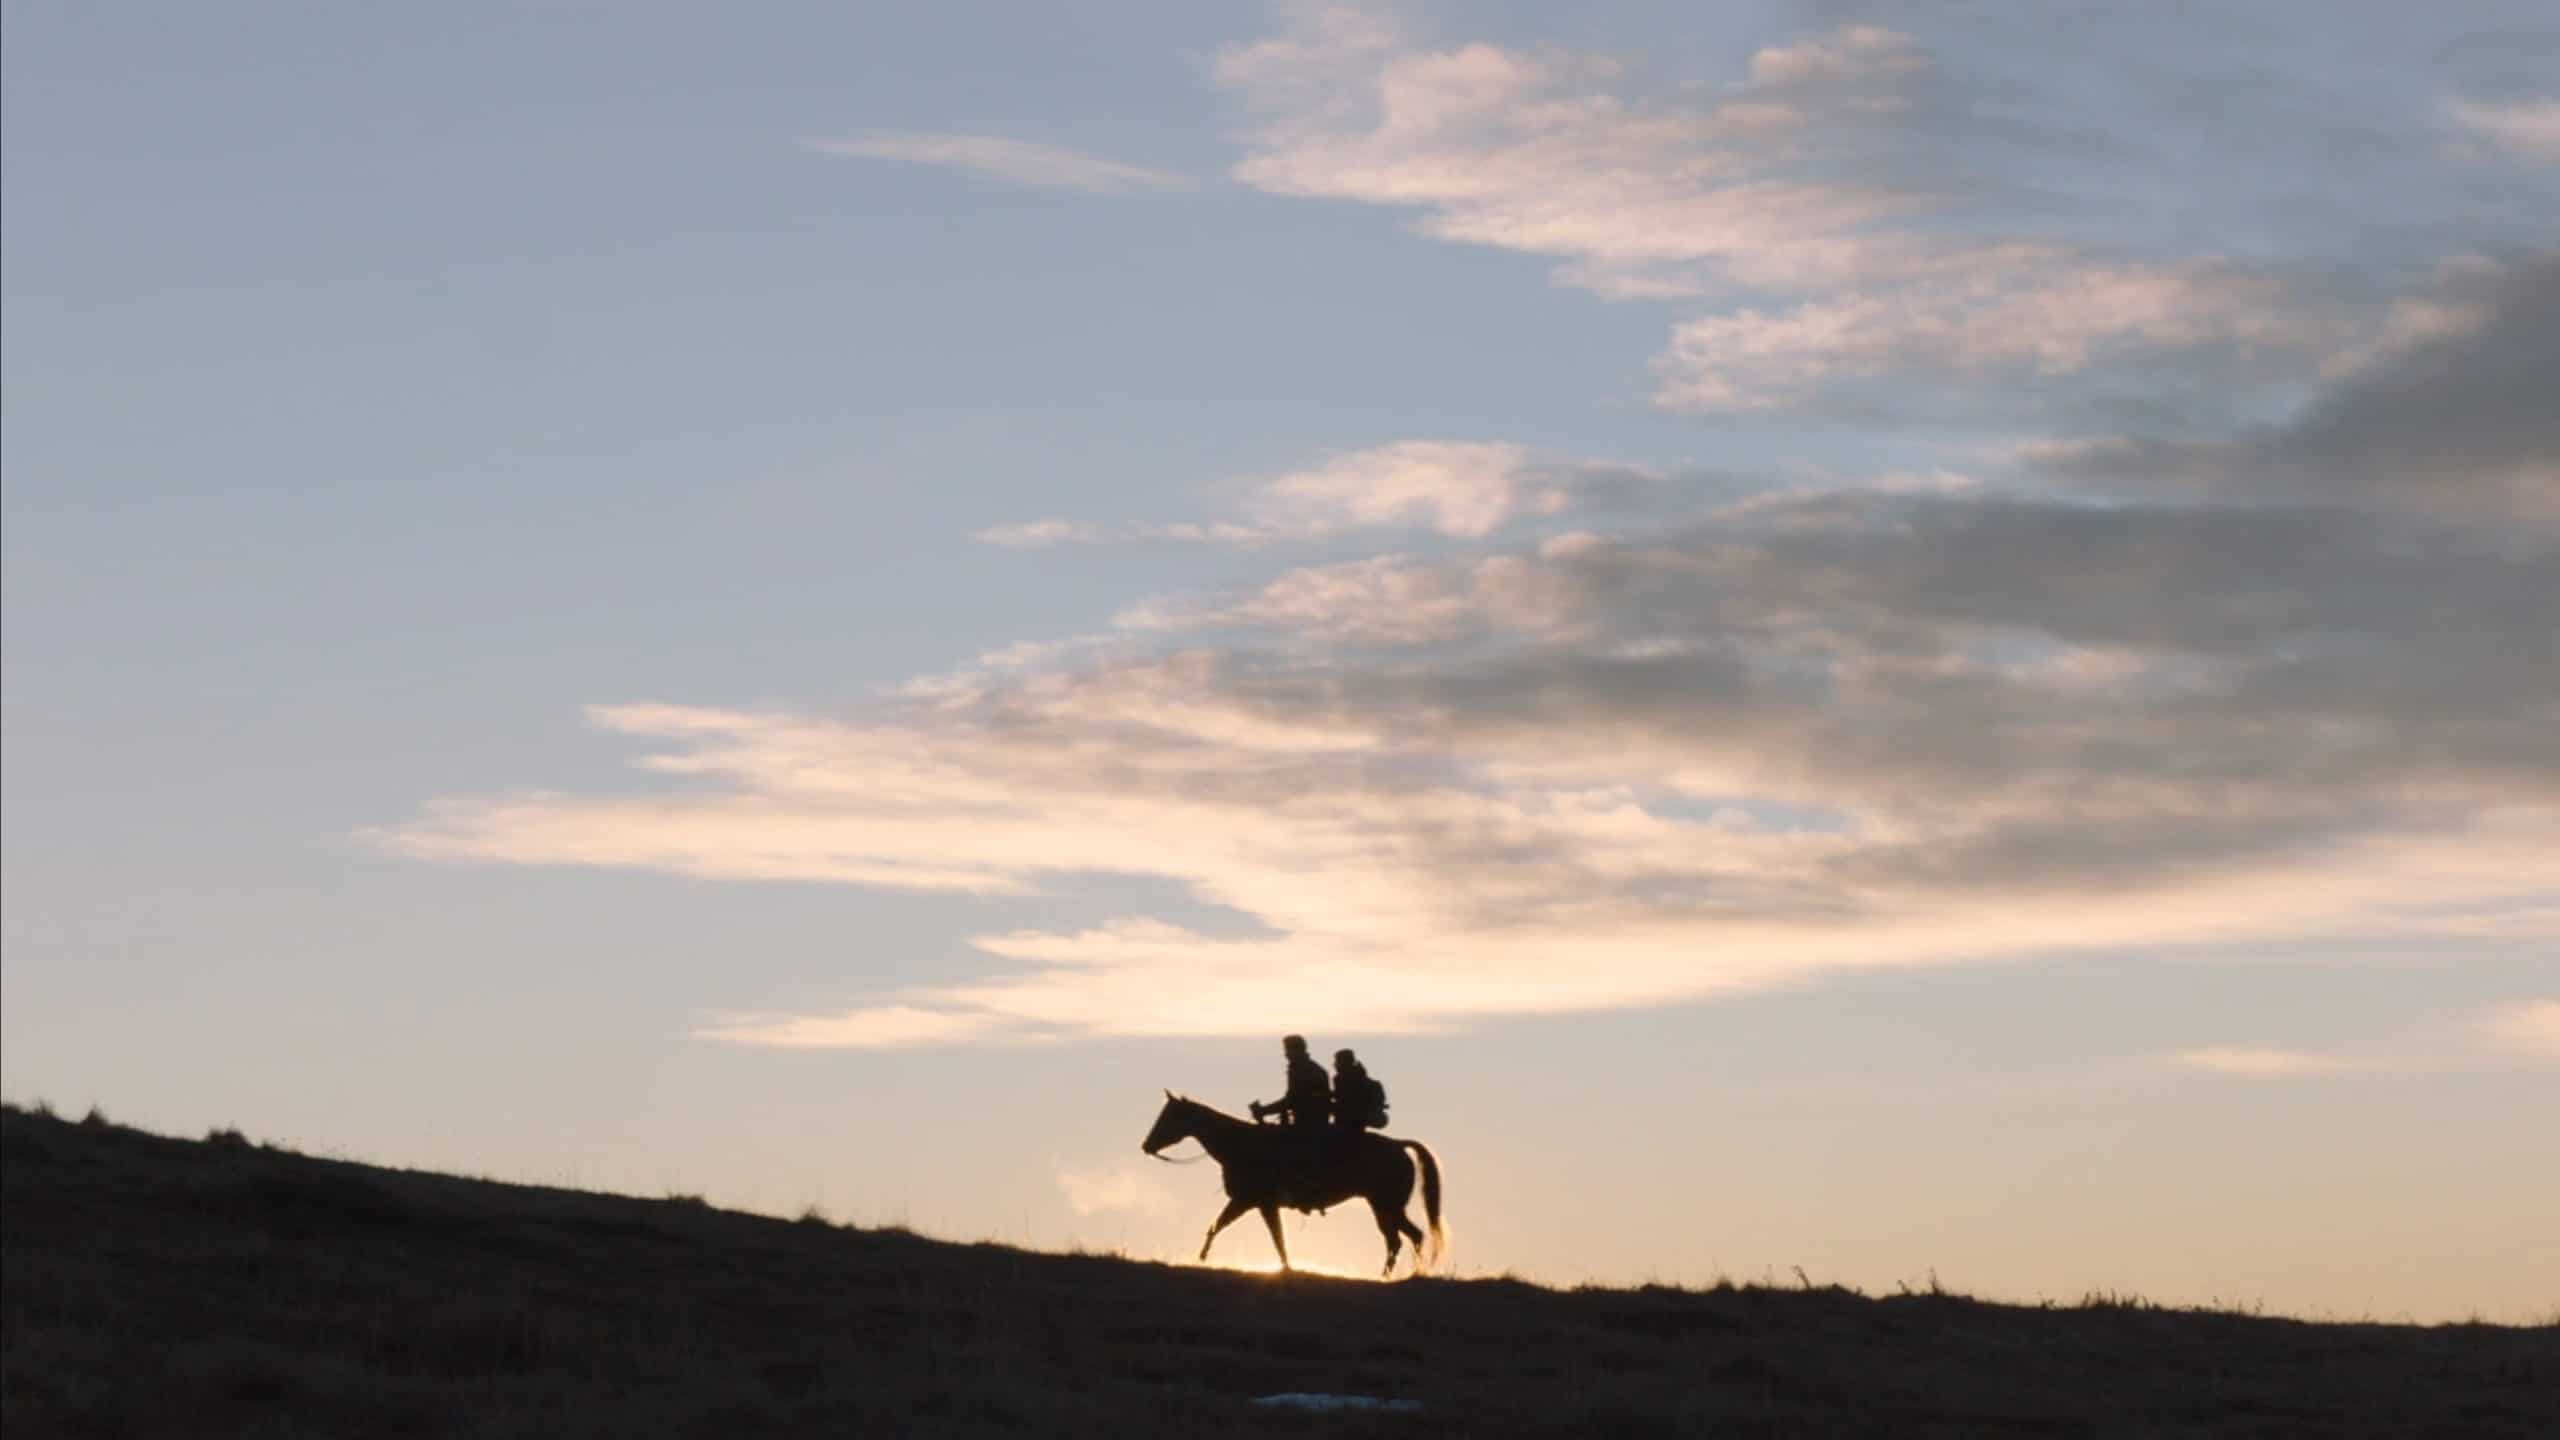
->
[1250,1034,1332,1131]
[1331,1048,1388,1134]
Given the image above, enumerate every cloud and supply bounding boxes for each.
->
[2037,251,2560,524]
[2164,1048,2376,1078]
[2473,1000,2560,1060]
[806,133,1189,194]
[1240,441,1549,539]
[1057,1164,1172,1216]
[1216,13,1922,299]
[696,1005,1030,1049]
[2165,999,2560,1076]
[1743,24,1921,89]
[373,459,2560,1046]
[2168,999,2560,1075]
[376,787,1035,894]
[1211,12,2356,414]
[1653,253,2331,413]
[974,519,1105,548]
[377,18,2560,1050]
[973,441,1664,552]
[2447,97,2560,163]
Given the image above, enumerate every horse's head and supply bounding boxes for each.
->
[1141,1089,1196,1156]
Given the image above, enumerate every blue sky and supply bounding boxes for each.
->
[6,2,2556,1315]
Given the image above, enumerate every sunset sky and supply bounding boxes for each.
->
[6,2,2555,1319]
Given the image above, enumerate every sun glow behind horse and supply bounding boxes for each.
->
[1199,1253,1388,1281]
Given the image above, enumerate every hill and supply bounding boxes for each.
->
[4,1102,2552,1437]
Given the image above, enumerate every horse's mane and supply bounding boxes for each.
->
[1169,1093,1250,1128]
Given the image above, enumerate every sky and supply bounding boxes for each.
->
[4,1,2555,1319]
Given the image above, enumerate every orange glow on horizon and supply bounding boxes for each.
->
[1196,1252,1388,1282]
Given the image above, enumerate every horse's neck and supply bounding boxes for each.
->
[1185,1104,1256,1161]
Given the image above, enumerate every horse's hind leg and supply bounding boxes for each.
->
[1199,1197,1253,1261]
[1258,1203,1291,1271]
[1365,1198,1405,1277]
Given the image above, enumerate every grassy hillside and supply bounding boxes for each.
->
[5,1103,2552,1438]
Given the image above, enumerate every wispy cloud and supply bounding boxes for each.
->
[806,133,1190,194]
[695,1004,1030,1049]
[972,442,1662,552]
[974,519,1106,549]
[2473,999,2560,1060]
[1216,13,1920,301]
[1056,1164,1172,1217]
[2164,1048,2378,1078]
[2446,97,2560,163]
[1653,254,2329,413]
[1211,13,2358,415]
[1237,441,1550,540]
[2166,998,2560,1075]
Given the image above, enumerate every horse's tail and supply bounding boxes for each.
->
[1401,1139,1446,1272]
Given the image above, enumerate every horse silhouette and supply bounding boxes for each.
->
[1141,1091,1445,1277]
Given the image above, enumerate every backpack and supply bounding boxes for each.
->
[1348,1073,1388,1130]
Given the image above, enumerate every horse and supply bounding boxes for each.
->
[1141,1091,1445,1278]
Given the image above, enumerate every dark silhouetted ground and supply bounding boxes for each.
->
[5,1102,2552,1437]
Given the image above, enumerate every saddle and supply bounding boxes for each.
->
[1264,1122,1372,1202]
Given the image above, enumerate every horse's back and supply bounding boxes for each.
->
[1227,1130,1419,1210]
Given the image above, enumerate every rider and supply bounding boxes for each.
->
[1331,1048,1388,1135]
[1250,1034,1331,1132]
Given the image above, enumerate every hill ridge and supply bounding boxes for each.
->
[6,1103,2553,1437]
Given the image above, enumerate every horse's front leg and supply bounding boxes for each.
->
[1259,1203,1291,1271]
[1199,1197,1254,1261]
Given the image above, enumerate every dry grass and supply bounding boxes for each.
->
[4,1101,2552,1437]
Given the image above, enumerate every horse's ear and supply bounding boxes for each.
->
[1164,1088,1174,1100]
